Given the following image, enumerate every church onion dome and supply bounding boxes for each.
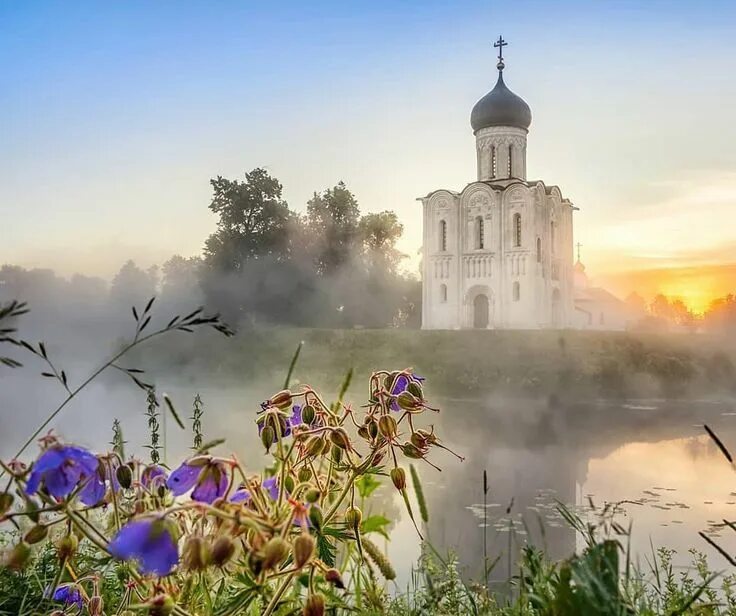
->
[470,46,531,133]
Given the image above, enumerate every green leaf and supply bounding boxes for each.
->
[356,473,382,499]
[163,394,185,430]
[316,532,336,567]
[361,515,391,538]
[283,340,303,389]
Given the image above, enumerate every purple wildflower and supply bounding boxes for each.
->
[290,405,302,427]
[230,476,279,504]
[108,517,179,576]
[166,458,228,504]
[141,464,168,490]
[389,372,424,411]
[49,583,84,609]
[25,445,104,504]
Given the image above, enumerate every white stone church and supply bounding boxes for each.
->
[420,39,576,330]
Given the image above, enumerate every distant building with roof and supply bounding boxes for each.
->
[420,37,575,329]
[572,256,638,330]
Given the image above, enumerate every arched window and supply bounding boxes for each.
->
[507,144,513,177]
[550,222,555,255]
[475,216,484,249]
[513,281,520,302]
[440,283,447,303]
[536,237,542,263]
[491,145,497,178]
[513,213,522,247]
[439,220,447,252]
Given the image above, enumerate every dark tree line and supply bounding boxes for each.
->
[0,168,420,332]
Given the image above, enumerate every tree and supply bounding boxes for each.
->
[161,255,203,309]
[110,260,157,309]
[359,211,405,275]
[306,182,361,275]
[704,294,736,332]
[204,168,293,271]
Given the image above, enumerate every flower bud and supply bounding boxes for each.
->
[397,391,421,412]
[182,535,210,571]
[298,467,312,482]
[407,381,423,399]
[116,464,133,489]
[0,492,14,516]
[210,536,235,567]
[306,436,325,457]
[89,595,104,616]
[56,534,78,560]
[378,415,397,439]
[293,533,315,569]
[357,425,369,439]
[5,542,31,570]
[302,404,316,425]
[305,488,320,504]
[331,444,343,464]
[24,524,48,545]
[269,389,293,410]
[329,428,351,450]
[390,467,406,491]
[148,593,175,616]
[303,593,325,616]
[410,432,428,449]
[401,442,424,459]
[262,536,289,570]
[248,551,264,576]
[325,568,345,589]
[284,475,295,494]
[368,421,379,440]
[308,504,323,531]
[261,425,276,452]
[345,506,362,531]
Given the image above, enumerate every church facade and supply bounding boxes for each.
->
[420,39,576,330]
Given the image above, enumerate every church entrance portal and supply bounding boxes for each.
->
[473,294,490,329]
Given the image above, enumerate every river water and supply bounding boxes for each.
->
[2,363,736,587]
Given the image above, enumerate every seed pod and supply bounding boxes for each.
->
[248,551,264,576]
[401,442,424,459]
[284,474,295,494]
[325,568,345,589]
[410,431,428,449]
[320,438,332,455]
[368,420,379,440]
[363,538,396,580]
[305,488,321,504]
[24,524,48,544]
[261,425,276,452]
[5,542,31,570]
[56,534,79,560]
[89,595,104,616]
[298,467,312,482]
[407,381,423,399]
[269,389,293,410]
[302,404,316,425]
[329,428,351,450]
[293,533,315,569]
[116,464,133,489]
[24,498,40,523]
[210,536,235,567]
[397,391,421,412]
[357,425,369,439]
[262,536,289,570]
[306,436,325,457]
[308,504,323,531]
[148,593,175,616]
[303,593,325,616]
[378,415,397,439]
[345,506,362,531]
[384,372,399,392]
[0,492,14,516]
[182,535,210,571]
[390,467,406,491]
[331,444,343,464]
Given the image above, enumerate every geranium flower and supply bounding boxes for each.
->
[389,373,424,412]
[108,517,179,576]
[25,445,104,505]
[231,476,279,504]
[48,583,84,609]
[166,458,228,503]
[141,464,168,489]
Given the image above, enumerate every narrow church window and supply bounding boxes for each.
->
[439,220,447,251]
[550,222,555,254]
[440,283,447,303]
[513,281,520,302]
[536,237,542,262]
[475,216,484,249]
[491,145,497,178]
[513,213,522,247]
[507,144,513,177]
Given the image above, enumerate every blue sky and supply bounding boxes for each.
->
[2,0,736,299]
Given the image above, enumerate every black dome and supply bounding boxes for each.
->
[470,71,531,133]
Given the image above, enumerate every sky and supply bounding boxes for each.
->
[2,0,735,312]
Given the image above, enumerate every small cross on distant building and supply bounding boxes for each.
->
[493,35,507,64]
[576,242,583,262]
